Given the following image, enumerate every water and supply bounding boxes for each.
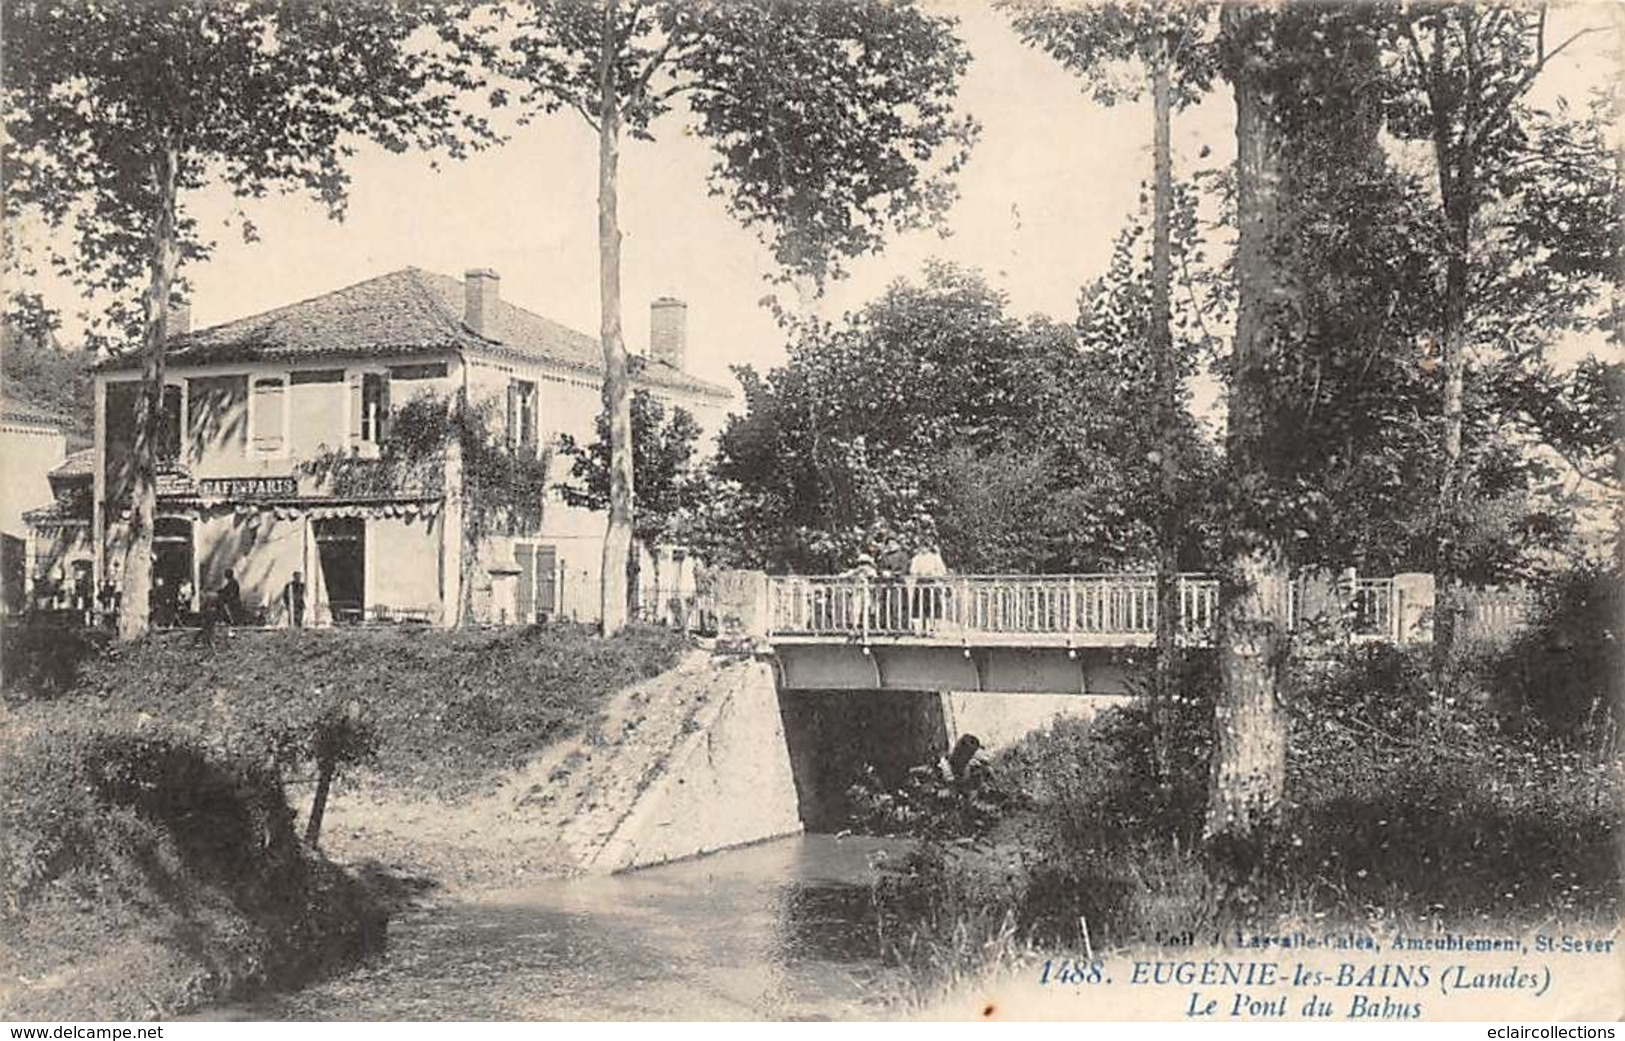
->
[217,835,915,1021]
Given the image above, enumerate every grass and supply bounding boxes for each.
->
[7,622,692,800]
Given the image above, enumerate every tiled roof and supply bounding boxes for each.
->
[22,500,89,526]
[50,447,95,480]
[2,389,70,429]
[98,267,732,399]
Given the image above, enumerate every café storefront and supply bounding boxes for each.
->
[101,469,448,625]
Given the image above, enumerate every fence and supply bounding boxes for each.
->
[1457,586,1536,646]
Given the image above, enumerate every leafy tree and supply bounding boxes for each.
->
[1200,1,1404,868]
[302,394,552,626]
[496,0,977,635]
[2,0,494,640]
[701,264,1061,571]
[1,310,93,441]
[1382,1,1615,675]
[556,387,703,609]
[1002,0,1220,778]
[694,262,1218,576]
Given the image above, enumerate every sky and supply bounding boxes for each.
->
[12,1,1621,401]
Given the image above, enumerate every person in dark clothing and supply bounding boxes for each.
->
[73,569,93,623]
[284,570,307,628]
[98,578,118,626]
[217,569,242,626]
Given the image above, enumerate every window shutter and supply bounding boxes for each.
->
[378,375,391,440]
[348,373,363,443]
[252,378,285,452]
[507,382,519,447]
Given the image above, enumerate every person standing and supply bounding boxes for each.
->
[907,542,949,634]
[841,552,878,634]
[217,569,243,626]
[283,570,307,628]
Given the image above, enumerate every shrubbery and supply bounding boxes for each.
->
[0,622,692,1016]
[2,622,111,700]
[1485,564,1621,747]
[0,727,382,1019]
[866,627,1622,1000]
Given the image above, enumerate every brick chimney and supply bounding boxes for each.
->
[164,303,191,339]
[650,297,686,371]
[464,268,500,337]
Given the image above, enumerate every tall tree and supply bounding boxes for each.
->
[556,386,702,613]
[1003,0,1218,781]
[1204,1,1390,869]
[3,0,492,640]
[499,0,976,635]
[1205,1,1294,868]
[1384,1,1611,681]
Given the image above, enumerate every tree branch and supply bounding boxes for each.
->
[624,29,682,107]
[1470,22,1608,149]
[567,94,601,132]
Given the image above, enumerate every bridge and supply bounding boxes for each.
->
[769,572,1383,646]
[723,571,1526,695]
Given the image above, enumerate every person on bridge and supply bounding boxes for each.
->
[842,552,877,633]
[908,541,949,634]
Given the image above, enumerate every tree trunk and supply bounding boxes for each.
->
[305,753,336,846]
[1150,35,1178,785]
[1205,3,1290,871]
[1430,202,1470,688]
[1427,11,1478,690]
[1207,548,1289,866]
[597,0,633,638]
[116,141,181,642]
[1612,38,1624,573]
[446,419,479,626]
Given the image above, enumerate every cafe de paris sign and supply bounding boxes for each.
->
[196,476,299,499]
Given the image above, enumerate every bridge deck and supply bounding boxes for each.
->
[765,573,1401,647]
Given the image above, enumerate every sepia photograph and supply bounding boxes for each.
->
[0,0,1620,1025]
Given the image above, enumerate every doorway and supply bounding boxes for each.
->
[153,516,194,625]
[315,517,365,624]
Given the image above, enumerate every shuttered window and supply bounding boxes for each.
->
[251,377,286,453]
[507,379,537,449]
[350,371,390,445]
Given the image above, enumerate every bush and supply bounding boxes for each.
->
[875,641,1622,1001]
[2,622,111,702]
[1284,642,1620,924]
[1487,565,1622,747]
[0,728,383,1019]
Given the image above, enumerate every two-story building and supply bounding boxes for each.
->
[2,390,76,613]
[93,267,732,627]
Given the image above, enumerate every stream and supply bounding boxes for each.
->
[213,834,917,1021]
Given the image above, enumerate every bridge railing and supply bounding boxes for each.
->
[766,573,1221,642]
[762,572,1537,647]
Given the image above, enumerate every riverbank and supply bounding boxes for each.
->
[303,648,785,892]
[861,645,1623,1013]
[0,622,695,1017]
[0,726,387,1020]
